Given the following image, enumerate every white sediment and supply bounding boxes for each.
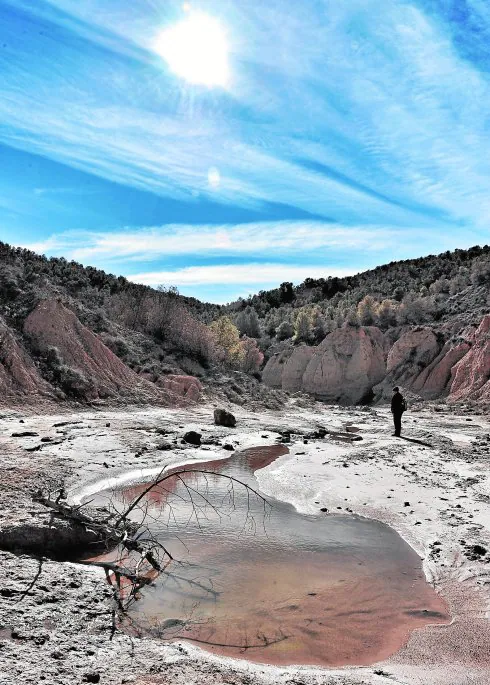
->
[1,401,490,684]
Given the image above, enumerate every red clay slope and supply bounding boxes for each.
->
[0,317,55,402]
[23,300,172,403]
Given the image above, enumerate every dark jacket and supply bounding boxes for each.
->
[391,391,406,414]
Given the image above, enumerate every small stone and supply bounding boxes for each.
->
[83,673,100,683]
[223,443,234,451]
[156,441,172,451]
[320,507,328,512]
[11,431,38,437]
[404,501,410,507]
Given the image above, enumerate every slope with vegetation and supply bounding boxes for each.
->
[0,242,268,406]
[0,241,488,407]
[223,245,490,406]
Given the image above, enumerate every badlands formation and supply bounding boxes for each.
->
[263,315,490,406]
[0,257,488,684]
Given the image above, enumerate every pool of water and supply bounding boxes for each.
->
[88,445,449,667]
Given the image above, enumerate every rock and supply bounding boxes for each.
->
[83,673,100,683]
[214,408,236,427]
[183,431,201,446]
[155,374,202,402]
[263,327,386,404]
[222,443,235,451]
[11,431,38,437]
[302,326,387,404]
[415,341,470,398]
[375,328,442,399]
[261,349,292,388]
[449,315,490,404]
[281,346,315,393]
[156,441,173,451]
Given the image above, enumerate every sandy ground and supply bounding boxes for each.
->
[1,400,490,684]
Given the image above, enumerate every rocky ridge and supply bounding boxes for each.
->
[263,314,490,406]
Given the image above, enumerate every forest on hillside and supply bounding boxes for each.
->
[0,241,489,388]
[225,245,490,359]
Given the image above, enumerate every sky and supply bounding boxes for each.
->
[1,0,490,303]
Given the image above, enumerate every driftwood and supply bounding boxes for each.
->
[33,465,271,638]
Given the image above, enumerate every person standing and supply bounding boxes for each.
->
[391,386,406,437]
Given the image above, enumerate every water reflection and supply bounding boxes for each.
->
[90,446,449,667]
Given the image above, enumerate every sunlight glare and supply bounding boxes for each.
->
[155,12,229,87]
[208,166,221,189]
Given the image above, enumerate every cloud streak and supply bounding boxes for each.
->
[129,263,354,287]
[3,0,490,229]
[23,221,418,263]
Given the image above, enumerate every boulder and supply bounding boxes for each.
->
[214,408,237,427]
[183,431,201,446]
[302,326,386,404]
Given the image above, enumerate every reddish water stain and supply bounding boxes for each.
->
[89,445,449,667]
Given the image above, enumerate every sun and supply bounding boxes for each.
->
[155,11,229,87]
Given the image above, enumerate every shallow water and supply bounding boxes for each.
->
[89,445,449,667]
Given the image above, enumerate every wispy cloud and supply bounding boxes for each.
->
[22,221,419,263]
[129,263,354,288]
[4,0,490,229]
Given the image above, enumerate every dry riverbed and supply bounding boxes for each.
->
[1,400,490,685]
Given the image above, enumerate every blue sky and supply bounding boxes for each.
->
[1,0,490,303]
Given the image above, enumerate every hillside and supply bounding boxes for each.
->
[0,241,488,407]
[0,241,275,407]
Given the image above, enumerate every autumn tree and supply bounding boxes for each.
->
[239,336,264,373]
[208,316,242,366]
[357,295,377,326]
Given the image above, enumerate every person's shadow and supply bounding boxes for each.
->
[399,436,433,448]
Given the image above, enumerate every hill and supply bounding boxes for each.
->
[222,246,490,406]
[0,241,488,407]
[0,241,276,407]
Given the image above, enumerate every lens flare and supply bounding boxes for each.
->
[155,12,229,87]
